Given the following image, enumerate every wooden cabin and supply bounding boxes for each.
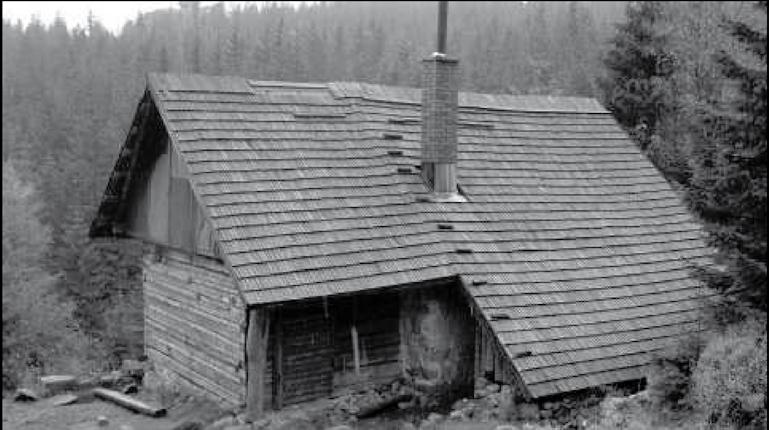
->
[90,55,714,417]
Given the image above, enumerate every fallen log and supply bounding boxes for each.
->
[355,393,412,419]
[41,375,77,395]
[51,393,79,406]
[92,388,166,417]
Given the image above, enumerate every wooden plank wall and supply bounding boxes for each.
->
[276,304,334,405]
[143,247,246,406]
[264,293,402,405]
[126,136,169,242]
[331,294,401,394]
[475,317,516,386]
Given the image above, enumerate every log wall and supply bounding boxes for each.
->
[143,247,247,406]
[331,293,401,394]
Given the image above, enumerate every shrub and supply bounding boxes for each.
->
[645,334,705,411]
[691,317,767,429]
[2,161,104,389]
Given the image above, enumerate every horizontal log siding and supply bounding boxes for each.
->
[144,248,248,407]
[275,303,334,405]
[332,293,401,393]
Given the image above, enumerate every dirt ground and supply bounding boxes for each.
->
[2,397,177,430]
[1,388,233,430]
[1,395,521,430]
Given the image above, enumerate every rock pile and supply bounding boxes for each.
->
[329,380,412,420]
[447,376,520,423]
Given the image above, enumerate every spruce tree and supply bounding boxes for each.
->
[602,1,677,150]
[689,1,767,316]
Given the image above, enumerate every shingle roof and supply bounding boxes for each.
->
[93,73,714,398]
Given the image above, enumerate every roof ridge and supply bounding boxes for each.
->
[148,72,608,113]
[327,81,608,113]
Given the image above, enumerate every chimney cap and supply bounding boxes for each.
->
[423,54,459,63]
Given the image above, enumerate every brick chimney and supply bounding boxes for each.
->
[421,1,462,201]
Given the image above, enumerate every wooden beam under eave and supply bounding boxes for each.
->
[273,308,283,410]
[351,324,361,375]
[246,307,270,422]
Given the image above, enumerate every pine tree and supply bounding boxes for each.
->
[602,1,678,150]
[688,1,767,316]
[224,17,242,76]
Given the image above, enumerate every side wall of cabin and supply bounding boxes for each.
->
[143,247,246,406]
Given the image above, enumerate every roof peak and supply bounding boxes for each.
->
[147,72,608,114]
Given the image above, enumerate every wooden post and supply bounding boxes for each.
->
[351,324,361,375]
[246,307,269,422]
[351,298,360,375]
[273,309,283,410]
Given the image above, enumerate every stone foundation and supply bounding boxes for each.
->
[399,282,475,406]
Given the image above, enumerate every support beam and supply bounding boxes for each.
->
[351,324,361,375]
[273,309,283,410]
[351,297,360,375]
[246,307,270,422]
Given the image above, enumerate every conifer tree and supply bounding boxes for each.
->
[688,1,767,316]
[602,1,677,149]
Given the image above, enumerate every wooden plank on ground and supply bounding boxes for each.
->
[92,388,166,417]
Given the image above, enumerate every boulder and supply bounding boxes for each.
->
[13,388,39,402]
[451,398,466,410]
[486,384,500,393]
[517,402,540,421]
[427,412,442,422]
[477,409,493,422]
[97,416,109,427]
[418,419,435,430]
[205,415,237,430]
[274,418,315,430]
[249,418,271,430]
[170,420,204,430]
